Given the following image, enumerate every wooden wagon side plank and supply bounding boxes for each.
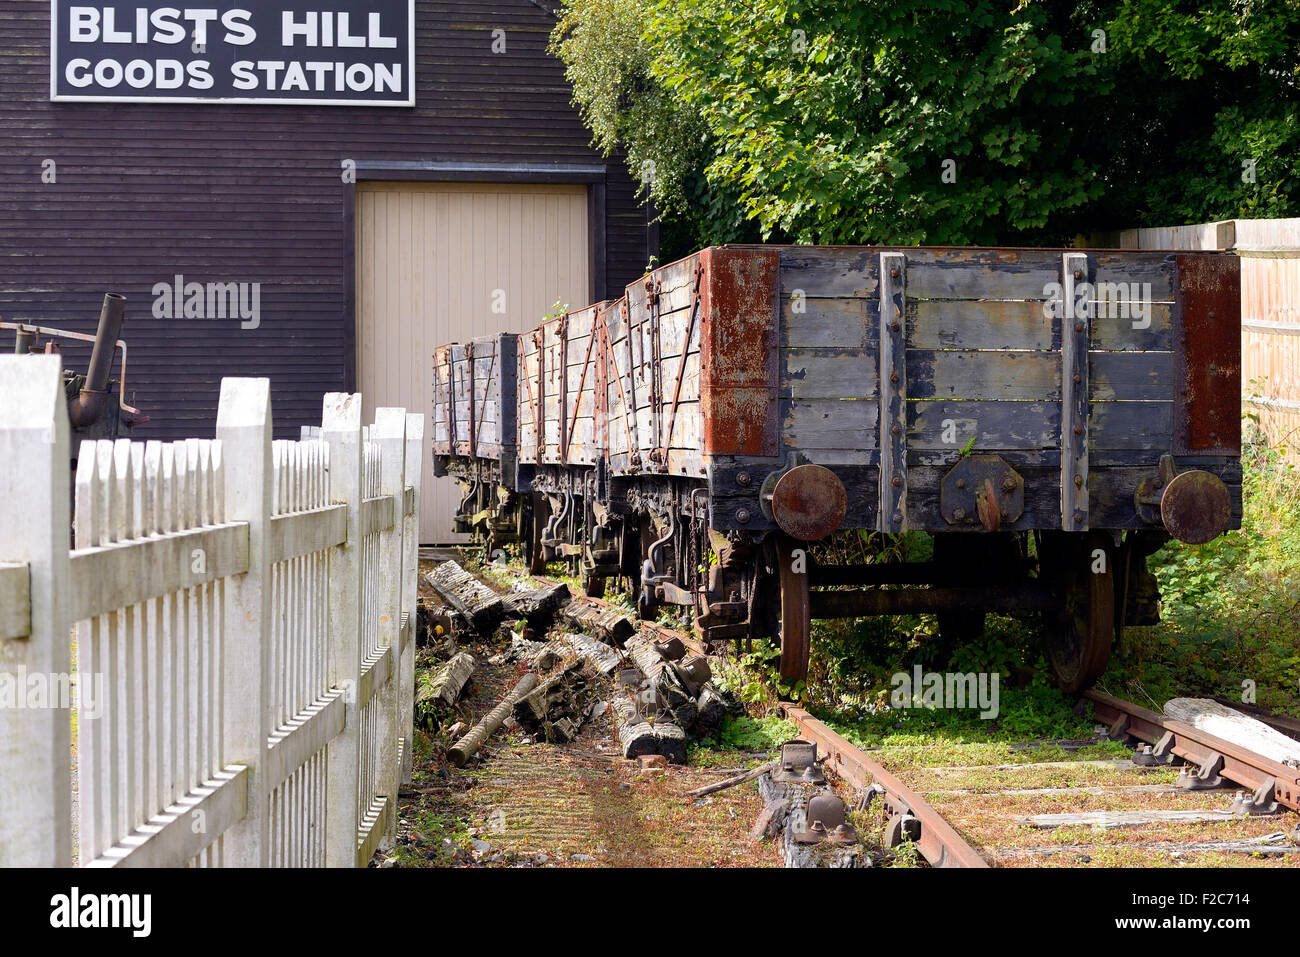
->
[907,350,1062,401]
[906,400,1061,451]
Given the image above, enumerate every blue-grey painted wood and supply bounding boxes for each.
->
[1090,351,1175,400]
[907,350,1063,401]
[1089,401,1172,451]
[907,400,1061,451]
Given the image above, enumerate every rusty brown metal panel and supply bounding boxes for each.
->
[1173,254,1241,456]
[699,247,781,457]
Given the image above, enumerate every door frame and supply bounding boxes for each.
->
[343,161,608,393]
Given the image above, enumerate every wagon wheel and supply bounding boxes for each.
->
[1040,531,1115,693]
[526,493,549,576]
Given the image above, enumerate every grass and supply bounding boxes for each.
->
[691,714,798,753]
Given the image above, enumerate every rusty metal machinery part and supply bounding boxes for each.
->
[779,703,988,868]
[939,455,1024,530]
[1160,469,1232,545]
[771,739,825,785]
[768,463,848,542]
[789,789,859,846]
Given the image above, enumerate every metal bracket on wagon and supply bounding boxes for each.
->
[940,455,1024,531]
[1135,453,1232,545]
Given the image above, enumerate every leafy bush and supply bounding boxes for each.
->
[552,0,1300,245]
[1106,432,1300,715]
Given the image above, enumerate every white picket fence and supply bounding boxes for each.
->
[0,356,423,867]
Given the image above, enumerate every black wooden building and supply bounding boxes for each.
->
[1,1,653,538]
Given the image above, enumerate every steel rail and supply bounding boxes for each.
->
[1083,689,1300,812]
[778,703,989,868]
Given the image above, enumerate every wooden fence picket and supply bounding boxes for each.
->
[0,363,421,868]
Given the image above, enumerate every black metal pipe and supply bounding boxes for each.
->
[809,585,1059,619]
[69,293,125,427]
[808,559,1035,588]
[84,293,125,394]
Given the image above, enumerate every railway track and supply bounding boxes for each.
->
[450,555,1300,868]
[776,691,1300,868]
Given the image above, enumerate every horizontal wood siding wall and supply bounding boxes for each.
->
[0,0,649,442]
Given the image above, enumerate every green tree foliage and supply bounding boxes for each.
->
[1096,0,1300,227]
[548,0,766,255]
[550,0,1300,246]
[549,0,705,213]
[648,0,1104,244]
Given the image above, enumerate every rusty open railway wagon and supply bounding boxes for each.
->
[433,246,1242,691]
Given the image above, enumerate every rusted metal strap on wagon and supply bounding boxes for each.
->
[465,341,477,459]
[557,313,569,461]
[778,703,989,868]
[1173,253,1241,456]
[1084,690,1300,812]
[619,300,641,467]
[533,328,545,455]
[646,279,663,461]
[473,343,496,459]
[1061,252,1090,530]
[566,315,598,461]
[439,348,456,456]
[657,261,704,469]
[878,252,907,532]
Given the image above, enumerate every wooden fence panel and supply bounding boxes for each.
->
[0,361,420,868]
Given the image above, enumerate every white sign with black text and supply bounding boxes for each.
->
[50,1,415,106]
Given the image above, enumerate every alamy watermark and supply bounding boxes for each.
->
[1042,279,1153,329]
[152,274,261,329]
[891,665,1000,719]
[0,666,104,720]
[50,887,151,937]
